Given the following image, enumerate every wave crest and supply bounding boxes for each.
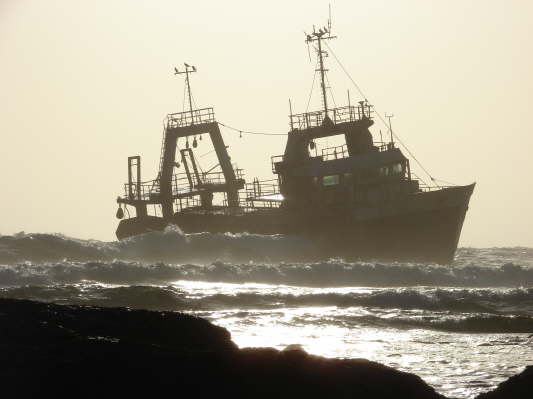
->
[2,259,533,288]
[0,229,318,264]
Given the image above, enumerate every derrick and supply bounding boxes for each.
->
[116,64,245,224]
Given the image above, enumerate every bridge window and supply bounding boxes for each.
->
[391,162,403,175]
[322,175,340,186]
[378,163,403,177]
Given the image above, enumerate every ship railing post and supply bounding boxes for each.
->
[128,159,133,199]
[136,157,141,201]
[289,99,294,131]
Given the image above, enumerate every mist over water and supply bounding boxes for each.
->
[1,228,533,398]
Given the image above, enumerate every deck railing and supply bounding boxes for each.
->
[123,168,246,203]
[290,104,373,130]
[123,179,161,202]
[167,107,215,128]
[321,144,348,161]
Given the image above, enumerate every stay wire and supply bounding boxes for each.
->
[199,148,217,158]
[306,58,319,113]
[191,91,199,110]
[218,121,288,136]
[432,177,459,187]
[324,41,441,187]
[325,73,337,109]
[182,83,187,112]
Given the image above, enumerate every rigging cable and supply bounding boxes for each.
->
[431,177,459,187]
[306,58,320,113]
[325,73,337,109]
[218,121,288,136]
[199,148,217,158]
[181,82,187,112]
[216,60,319,137]
[191,90,199,110]
[324,41,441,187]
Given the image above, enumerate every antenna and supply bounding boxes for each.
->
[174,63,197,124]
[289,98,294,131]
[305,11,337,118]
[304,31,312,62]
[328,4,332,33]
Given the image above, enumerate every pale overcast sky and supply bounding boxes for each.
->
[1,0,532,246]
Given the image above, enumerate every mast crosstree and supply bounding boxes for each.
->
[174,63,197,124]
[305,19,336,118]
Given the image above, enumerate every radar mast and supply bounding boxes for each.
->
[305,13,336,118]
[174,63,197,124]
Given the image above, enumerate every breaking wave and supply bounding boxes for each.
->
[1,259,533,288]
[1,230,533,288]
[2,229,533,267]
[0,229,318,264]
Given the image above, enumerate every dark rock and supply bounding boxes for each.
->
[476,365,533,399]
[0,298,445,398]
[0,297,235,351]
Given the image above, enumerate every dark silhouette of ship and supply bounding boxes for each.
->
[115,20,475,264]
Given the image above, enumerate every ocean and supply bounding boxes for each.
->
[1,228,532,398]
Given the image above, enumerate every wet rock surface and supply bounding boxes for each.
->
[0,298,530,398]
[475,365,533,399]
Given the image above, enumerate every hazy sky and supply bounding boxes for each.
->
[1,0,532,247]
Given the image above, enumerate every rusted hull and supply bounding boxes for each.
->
[117,184,475,264]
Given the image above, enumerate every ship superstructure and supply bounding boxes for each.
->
[115,21,474,264]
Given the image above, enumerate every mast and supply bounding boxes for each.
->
[174,63,197,124]
[317,36,328,115]
[305,19,336,118]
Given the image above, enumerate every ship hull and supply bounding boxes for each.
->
[117,184,475,264]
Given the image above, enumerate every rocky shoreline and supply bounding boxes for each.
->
[0,298,530,398]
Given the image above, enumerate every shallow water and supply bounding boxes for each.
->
[1,229,532,398]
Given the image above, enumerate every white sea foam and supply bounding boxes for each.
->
[1,230,533,289]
